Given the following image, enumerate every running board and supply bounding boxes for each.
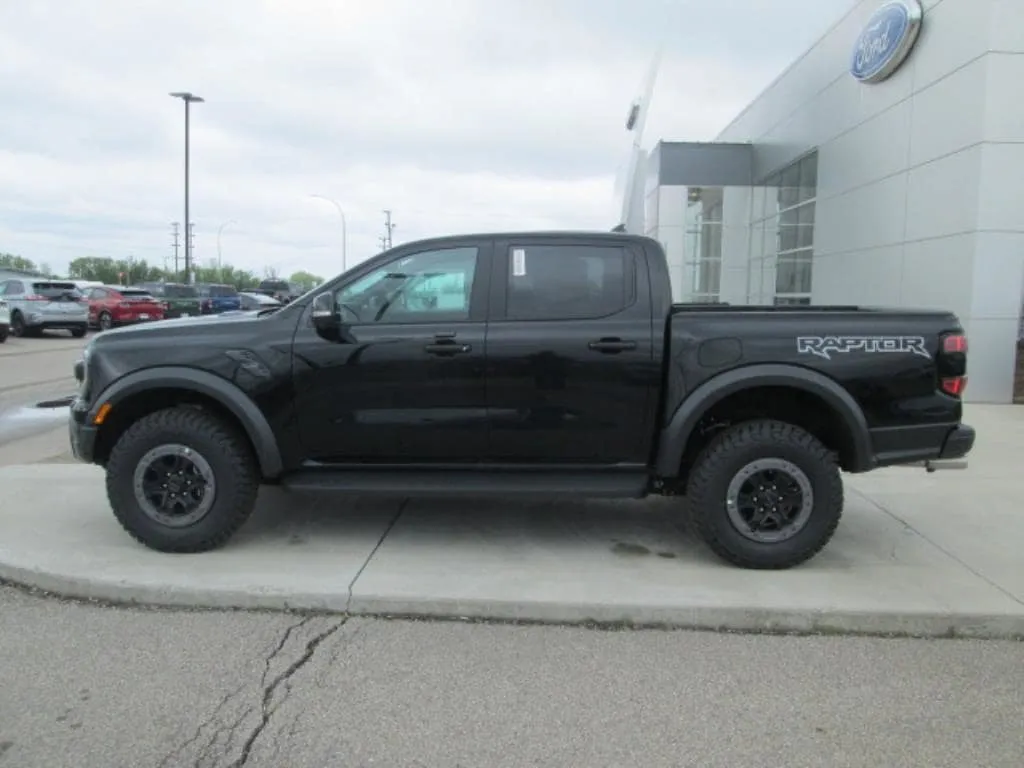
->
[281,468,649,498]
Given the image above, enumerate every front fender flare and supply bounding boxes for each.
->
[88,366,284,478]
[654,363,873,476]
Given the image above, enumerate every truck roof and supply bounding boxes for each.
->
[388,230,656,250]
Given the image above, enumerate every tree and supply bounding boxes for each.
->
[0,253,38,273]
[289,270,324,291]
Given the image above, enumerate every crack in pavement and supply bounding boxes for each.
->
[344,497,409,612]
[152,498,408,767]
[229,617,349,767]
[157,682,249,768]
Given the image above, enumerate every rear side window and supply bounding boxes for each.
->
[209,285,238,297]
[31,282,82,299]
[505,244,631,321]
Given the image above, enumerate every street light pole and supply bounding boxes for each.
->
[216,219,236,270]
[170,91,205,284]
[309,194,348,272]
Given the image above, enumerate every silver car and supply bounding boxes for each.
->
[0,278,89,338]
[0,297,9,342]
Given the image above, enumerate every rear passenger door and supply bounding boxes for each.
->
[484,238,659,466]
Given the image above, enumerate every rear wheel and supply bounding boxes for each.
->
[71,325,87,338]
[98,312,113,331]
[105,406,260,552]
[0,325,7,343]
[11,312,25,337]
[686,419,843,570]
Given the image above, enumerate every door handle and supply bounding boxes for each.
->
[588,338,637,353]
[424,339,472,355]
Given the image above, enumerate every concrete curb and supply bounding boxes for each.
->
[3,562,1023,639]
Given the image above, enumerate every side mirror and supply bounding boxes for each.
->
[311,291,338,335]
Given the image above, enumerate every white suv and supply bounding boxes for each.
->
[0,278,88,338]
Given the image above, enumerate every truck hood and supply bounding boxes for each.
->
[97,310,265,339]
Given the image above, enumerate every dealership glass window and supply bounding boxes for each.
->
[747,152,817,306]
[680,186,723,303]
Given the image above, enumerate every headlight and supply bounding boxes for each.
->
[75,343,94,389]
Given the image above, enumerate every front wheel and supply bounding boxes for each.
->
[71,326,87,338]
[105,407,260,552]
[10,312,25,337]
[686,419,843,570]
[0,325,8,343]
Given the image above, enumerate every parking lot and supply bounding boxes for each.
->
[0,329,89,464]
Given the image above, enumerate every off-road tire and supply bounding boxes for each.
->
[686,419,843,570]
[105,406,260,552]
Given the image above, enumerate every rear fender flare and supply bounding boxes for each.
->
[88,367,284,478]
[655,363,873,476]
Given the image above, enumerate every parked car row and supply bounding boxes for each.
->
[0,277,284,338]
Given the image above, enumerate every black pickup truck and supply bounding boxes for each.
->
[69,231,974,569]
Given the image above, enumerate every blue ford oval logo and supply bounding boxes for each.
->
[851,0,923,84]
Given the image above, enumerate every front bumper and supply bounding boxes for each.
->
[68,407,98,464]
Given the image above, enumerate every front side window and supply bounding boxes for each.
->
[505,244,630,321]
[335,246,478,324]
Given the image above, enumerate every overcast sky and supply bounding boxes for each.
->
[0,0,853,279]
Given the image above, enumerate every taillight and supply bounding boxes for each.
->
[24,294,46,301]
[941,376,968,397]
[938,332,968,397]
[942,334,968,354]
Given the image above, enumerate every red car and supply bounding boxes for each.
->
[85,285,165,331]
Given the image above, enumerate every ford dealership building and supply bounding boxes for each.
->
[643,0,1024,403]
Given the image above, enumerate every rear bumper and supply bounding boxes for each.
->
[29,318,88,329]
[939,423,975,459]
[869,421,976,470]
[112,315,163,325]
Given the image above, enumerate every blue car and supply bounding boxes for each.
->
[196,283,241,314]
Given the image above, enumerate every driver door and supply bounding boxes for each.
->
[292,240,493,464]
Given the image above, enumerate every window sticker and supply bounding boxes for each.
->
[512,248,527,277]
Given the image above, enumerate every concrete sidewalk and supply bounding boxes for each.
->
[0,404,1021,638]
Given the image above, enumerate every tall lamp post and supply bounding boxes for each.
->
[309,194,348,271]
[169,91,204,284]
[216,219,236,270]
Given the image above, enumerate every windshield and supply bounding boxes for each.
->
[32,282,82,299]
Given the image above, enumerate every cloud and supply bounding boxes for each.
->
[0,0,853,280]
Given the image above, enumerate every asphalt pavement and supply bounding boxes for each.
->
[0,584,1021,768]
